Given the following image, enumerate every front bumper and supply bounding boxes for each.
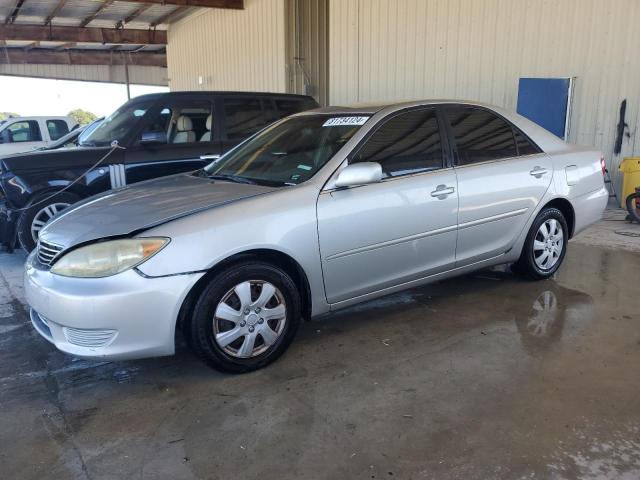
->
[24,252,205,360]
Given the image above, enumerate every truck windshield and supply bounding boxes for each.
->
[79,101,153,147]
[205,114,369,186]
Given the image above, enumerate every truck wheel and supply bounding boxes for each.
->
[16,192,80,252]
[189,261,302,373]
[513,207,568,280]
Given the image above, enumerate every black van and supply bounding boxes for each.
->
[0,91,319,251]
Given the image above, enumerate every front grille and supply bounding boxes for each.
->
[37,239,64,266]
[63,327,117,348]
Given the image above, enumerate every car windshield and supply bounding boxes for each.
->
[80,101,153,147]
[205,114,369,186]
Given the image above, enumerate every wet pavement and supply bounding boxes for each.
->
[1,239,639,479]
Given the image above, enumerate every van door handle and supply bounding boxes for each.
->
[430,185,455,198]
[200,154,220,161]
[529,166,548,177]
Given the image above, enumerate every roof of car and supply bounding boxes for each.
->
[303,99,510,115]
[128,91,317,102]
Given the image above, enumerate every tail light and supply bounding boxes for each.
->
[600,156,607,175]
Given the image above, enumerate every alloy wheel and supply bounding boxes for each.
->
[30,202,71,243]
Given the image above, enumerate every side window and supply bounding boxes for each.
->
[224,98,268,141]
[262,99,279,123]
[46,120,70,141]
[445,107,517,165]
[139,101,213,145]
[514,129,541,156]
[352,108,444,178]
[6,121,42,143]
[275,98,313,118]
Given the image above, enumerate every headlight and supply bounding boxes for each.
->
[50,238,169,278]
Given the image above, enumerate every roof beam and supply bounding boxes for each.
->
[44,0,69,26]
[79,0,115,28]
[5,0,27,25]
[122,4,153,25]
[0,48,167,67]
[137,0,242,8]
[150,6,188,27]
[0,25,167,44]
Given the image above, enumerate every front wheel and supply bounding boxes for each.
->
[189,261,302,373]
[16,191,80,252]
[513,207,568,280]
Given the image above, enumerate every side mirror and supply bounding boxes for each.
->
[139,131,167,145]
[334,162,383,188]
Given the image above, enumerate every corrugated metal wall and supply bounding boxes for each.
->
[285,0,329,105]
[0,64,167,86]
[329,0,640,185]
[167,0,287,93]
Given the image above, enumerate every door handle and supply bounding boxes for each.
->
[529,166,548,177]
[200,154,220,161]
[430,185,455,198]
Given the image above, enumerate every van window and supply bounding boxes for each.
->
[5,121,42,143]
[46,120,70,141]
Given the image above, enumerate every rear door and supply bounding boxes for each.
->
[317,107,458,304]
[124,96,220,185]
[444,105,553,266]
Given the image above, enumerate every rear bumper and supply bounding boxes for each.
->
[573,186,609,236]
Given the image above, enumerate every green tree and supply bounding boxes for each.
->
[68,109,97,126]
[0,112,19,121]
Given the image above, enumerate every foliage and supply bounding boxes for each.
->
[0,112,19,121]
[67,109,98,126]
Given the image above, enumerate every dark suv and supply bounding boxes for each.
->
[0,91,318,251]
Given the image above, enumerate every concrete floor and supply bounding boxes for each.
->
[1,214,639,480]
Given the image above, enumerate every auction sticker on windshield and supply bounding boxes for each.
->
[322,116,369,127]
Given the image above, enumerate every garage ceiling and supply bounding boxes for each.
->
[0,0,243,67]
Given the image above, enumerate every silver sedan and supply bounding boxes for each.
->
[25,100,608,372]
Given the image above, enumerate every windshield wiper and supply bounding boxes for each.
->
[208,174,257,185]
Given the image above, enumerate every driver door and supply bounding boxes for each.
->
[317,107,459,304]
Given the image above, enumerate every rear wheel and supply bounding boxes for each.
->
[16,191,80,252]
[189,261,302,373]
[513,207,568,280]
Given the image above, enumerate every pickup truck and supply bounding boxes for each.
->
[0,116,78,155]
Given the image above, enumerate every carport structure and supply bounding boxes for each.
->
[0,0,243,88]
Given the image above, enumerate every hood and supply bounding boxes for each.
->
[1,145,115,172]
[39,173,276,248]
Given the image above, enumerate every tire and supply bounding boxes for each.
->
[16,191,81,252]
[189,261,302,373]
[625,192,640,223]
[513,207,568,280]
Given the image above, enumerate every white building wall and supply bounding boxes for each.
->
[329,0,640,182]
[167,0,287,93]
[0,64,167,86]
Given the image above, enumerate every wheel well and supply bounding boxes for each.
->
[543,198,575,238]
[175,249,313,341]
